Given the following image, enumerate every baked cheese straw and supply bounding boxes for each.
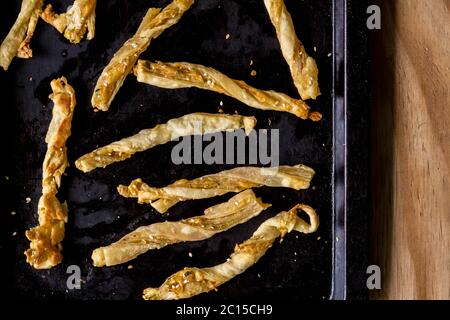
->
[25,77,76,269]
[17,3,41,59]
[92,190,270,267]
[0,0,43,70]
[263,0,320,100]
[118,165,315,214]
[143,204,319,300]
[41,0,96,44]
[75,113,256,173]
[134,60,321,121]
[91,0,194,112]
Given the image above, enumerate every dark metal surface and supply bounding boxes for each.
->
[0,0,368,300]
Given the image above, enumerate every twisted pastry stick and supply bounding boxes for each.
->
[264,0,320,100]
[17,3,41,59]
[143,204,319,300]
[25,77,76,269]
[118,165,315,213]
[75,113,256,173]
[91,0,194,111]
[41,0,96,44]
[0,0,43,70]
[92,190,271,267]
[134,60,322,121]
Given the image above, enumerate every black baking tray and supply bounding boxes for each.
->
[0,0,369,300]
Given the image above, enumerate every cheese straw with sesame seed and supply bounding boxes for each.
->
[263,0,320,100]
[75,113,256,173]
[92,190,270,267]
[25,77,76,269]
[0,0,44,70]
[134,60,322,121]
[41,0,96,44]
[143,203,319,300]
[91,0,194,112]
[118,164,315,213]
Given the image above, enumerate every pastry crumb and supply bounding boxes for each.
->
[250,70,257,76]
[128,265,133,269]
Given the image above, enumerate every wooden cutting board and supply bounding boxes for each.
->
[371,0,450,299]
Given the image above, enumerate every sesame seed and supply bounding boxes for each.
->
[188,252,193,258]
[225,33,230,40]
[11,211,16,216]
[327,53,332,57]
[25,197,31,203]
[12,232,17,236]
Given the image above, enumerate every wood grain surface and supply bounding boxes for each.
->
[371,0,450,300]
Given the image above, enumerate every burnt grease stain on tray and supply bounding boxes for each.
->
[2,0,335,300]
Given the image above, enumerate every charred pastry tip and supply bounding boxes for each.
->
[309,111,322,122]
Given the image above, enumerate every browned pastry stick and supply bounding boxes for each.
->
[143,204,319,300]
[91,0,194,111]
[92,190,271,267]
[25,77,76,269]
[41,0,96,44]
[75,113,256,173]
[134,60,322,121]
[118,164,315,213]
[0,0,44,70]
[264,0,320,100]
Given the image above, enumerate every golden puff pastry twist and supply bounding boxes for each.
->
[75,113,256,173]
[118,164,315,213]
[0,0,44,70]
[264,0,320,100]
[91,0,194,112]
[25,77,76,269]
[134,60,322,121]
[92,190,271,267]
[41,0,96,44]
[143,204,319,300]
